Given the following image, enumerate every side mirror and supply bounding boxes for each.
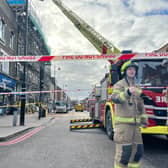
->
[108,87,113,95]
[110,64,118,85]
[162,59,168,67]
[94,87,101,97]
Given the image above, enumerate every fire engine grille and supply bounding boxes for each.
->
[153,110,167,126]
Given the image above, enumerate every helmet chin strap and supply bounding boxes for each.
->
[126,76,135,86]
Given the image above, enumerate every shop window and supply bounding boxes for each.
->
[0,19,5,42]
[9,31,14,49]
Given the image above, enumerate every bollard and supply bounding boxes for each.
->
[13,110,18,126]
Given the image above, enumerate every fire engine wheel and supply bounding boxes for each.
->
[105,109,114,140]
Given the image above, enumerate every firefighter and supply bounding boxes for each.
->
[111,61,148,168]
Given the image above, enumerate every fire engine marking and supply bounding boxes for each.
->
[155,96,166,103]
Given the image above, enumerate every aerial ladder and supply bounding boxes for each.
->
[51,1,168,138]
[52,0,120,54]
[52,0,120,130]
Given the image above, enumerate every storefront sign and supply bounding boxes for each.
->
[7,0,26,5]
[0,73,16,90]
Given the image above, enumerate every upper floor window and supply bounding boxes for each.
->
[9,31,14,49]
[0,50,9,74]
[0,19,5,42]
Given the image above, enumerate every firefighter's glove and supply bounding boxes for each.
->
[127,88,132,96]
[127,87,142,96]
[140,114,148,128]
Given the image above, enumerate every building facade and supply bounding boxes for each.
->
[0,0,54,110]
[156,43,168,52]
[0,0,17,106]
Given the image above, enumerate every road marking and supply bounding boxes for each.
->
[0,126,45,146]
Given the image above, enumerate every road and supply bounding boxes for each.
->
[0,111,167,168]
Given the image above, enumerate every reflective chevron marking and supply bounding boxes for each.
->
[70,123,104,130]
[70,118,92,123]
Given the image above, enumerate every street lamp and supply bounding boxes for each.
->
[39,62,45,119]
[20,0,29,126]
[54,65,61,103]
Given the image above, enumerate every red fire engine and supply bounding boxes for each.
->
[90,52,168,139]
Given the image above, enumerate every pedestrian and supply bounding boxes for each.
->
[111,61,148,168]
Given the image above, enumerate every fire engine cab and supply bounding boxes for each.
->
[91,53,168,139]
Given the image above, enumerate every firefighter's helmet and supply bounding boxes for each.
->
[121,60,138,75]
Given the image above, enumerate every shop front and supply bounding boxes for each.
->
[0,73,16,108]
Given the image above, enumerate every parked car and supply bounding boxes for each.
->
[54,101,67,113]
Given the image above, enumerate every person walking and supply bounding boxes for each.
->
[111,61,148,168]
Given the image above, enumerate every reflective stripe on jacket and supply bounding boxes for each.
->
[111,78,145,125]
[115,116,141,124]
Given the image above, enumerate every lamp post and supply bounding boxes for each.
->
[39,62,45,119]
[20,0,29,126]
[53,65,61,103]
[54,65,56,103]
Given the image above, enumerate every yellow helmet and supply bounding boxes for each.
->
[121,61,138,75]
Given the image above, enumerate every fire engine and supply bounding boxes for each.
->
[91,53,168,139]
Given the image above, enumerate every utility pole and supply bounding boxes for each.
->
[20,0,28,126]
[54,65,56,102]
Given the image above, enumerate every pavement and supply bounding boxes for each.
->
[0,112,55,141]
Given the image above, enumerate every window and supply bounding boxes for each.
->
[9,31,14,49]
[135,60,168,87]
[0,50,9,74]
[0,19,5,41]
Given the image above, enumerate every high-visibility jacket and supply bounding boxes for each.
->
[111,78,147,126]
[112,77,147,168]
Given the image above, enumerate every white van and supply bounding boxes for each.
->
[55,101,67,113]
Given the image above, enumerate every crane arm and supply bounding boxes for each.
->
[52,0,120,54]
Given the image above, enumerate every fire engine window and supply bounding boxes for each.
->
[135,60,168,87]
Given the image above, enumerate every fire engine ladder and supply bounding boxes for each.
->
[52,0,119,130]
[52,0,120,54]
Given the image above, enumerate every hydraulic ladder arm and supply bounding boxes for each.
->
[52,0,120,54]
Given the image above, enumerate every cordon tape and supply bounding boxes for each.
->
[0,53,168,62]
[0,87,167,96]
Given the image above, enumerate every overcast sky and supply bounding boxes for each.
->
[32,0,168,100]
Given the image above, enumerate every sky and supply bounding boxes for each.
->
[32,0,168,100]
